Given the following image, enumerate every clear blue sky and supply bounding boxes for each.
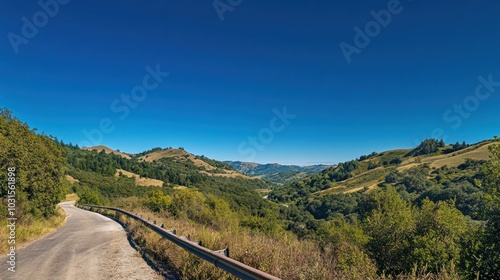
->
[1,0,500,165]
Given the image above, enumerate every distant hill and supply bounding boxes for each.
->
[138,148,251,179]
[269,139,495,207]
[225,161,332,184]
[83,145,132,159]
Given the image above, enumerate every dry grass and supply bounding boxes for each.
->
[0,206,67,254]
[83,145,132,159]
[316,185,346,195]
[319,142,493,196]
[138,149,208,168]
[429,143,492,169]
[101,206,460,280]
[397,163,420,172]
[396,142,492,170]
[110,207,375,280]
[343,182,380,194]
[140,148,253,179]
[65,174,79,184]
[116,169,164,187]
[65,193,80,201]
[200,170,253,179]
[139,148,189,162]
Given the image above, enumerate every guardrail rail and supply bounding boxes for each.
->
[77,203,281,280]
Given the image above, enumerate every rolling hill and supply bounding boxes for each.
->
[83,146,252,180]
[269,139,496,215]
[138,148,252,179]
[226,161,331,184]
[83,145,132,159]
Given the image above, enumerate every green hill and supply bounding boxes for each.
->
[226,161,331,184]
[268,139,496,226]
[62,144,274,217]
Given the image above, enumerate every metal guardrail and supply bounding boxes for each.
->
[77,203,281,280]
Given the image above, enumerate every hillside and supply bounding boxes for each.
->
[115,169,164,187]
[226,161,331,184]
[271,140,493,201]
[227,161,330,175]
[83,145,132,159]
[138,148,252,179]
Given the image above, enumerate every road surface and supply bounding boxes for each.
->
[1,201,161,280]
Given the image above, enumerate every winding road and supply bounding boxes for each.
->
[1,201,160,280]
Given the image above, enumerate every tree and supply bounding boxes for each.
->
[407,139,442,156]
[470,142,500,278]
[412,199,468,272]
[0,108,66,217]
[439,139,445,147]
[147,189,171,213]
[317,218,377,278]
[363,186,415,274]
[78,186,102,205]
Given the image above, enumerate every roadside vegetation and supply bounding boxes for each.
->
[0,108,68,253]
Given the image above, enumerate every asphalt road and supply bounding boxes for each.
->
[1,201,161,280]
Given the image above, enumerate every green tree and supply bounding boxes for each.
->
[169,189,205,220]
[363,186,415,274]
[471,141,500,279]
[412,199,468,272]
[317,218,377,278]
[147,189,172,213]
[0,108,66,217]
[78,186,102,205]
[407,139,442,156]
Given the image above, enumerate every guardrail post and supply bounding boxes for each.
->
[214,248,230,258]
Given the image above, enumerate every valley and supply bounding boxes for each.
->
[1,109,500,279]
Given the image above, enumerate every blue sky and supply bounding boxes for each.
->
[1,0,500,165]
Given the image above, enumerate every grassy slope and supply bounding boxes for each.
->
[316,141,493,196]
[116,169,164,187]
[139,148,253,179]
[83,145,132,159]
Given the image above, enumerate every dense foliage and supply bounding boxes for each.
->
[0,108,66,217]
[406,138,445,157]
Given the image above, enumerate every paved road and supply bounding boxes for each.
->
[1,201,161,280]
